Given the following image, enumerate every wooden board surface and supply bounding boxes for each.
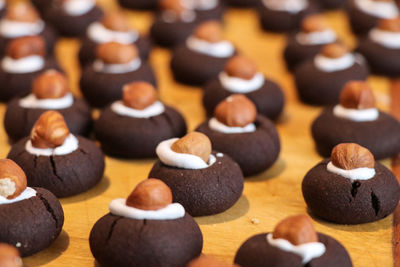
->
[0,2,395,266]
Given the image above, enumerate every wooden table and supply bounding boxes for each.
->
[0,2,395,266]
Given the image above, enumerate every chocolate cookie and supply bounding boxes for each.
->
[234,233,353,267]
[117,0,158,10]
[227,0,260,7]
[317,0,347,9]
[347,0,380,35]
[149,152,244,216]
[0,187,64,257]
[196,116,280,176]
[7,136,105,198]
[196,2,226,22]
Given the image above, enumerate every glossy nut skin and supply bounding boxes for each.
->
[122,82,157,110]
[171,132,212,163]
[331,143,375,170]
[126,179,173,210]
[273,214,318,245]
[0,159,27,200]
[215,94,257,127]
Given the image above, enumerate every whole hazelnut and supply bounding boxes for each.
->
[215,94,257,127]
[187,255,240,267]
[32,70,69,99]
[273,214,318,245]
[321,43,349,59]
[194,21,223,43]
[171,132,212,163]
[122,82,158,110]
[30,111,70,149]
[225,55,258,80]
[301,15,328,33]
[6,2,40,23]
[126,179,173,210]
[0,159,27,200]
[0,243,23,267]
[340,81,376,109]
[7,36,46,60]
[159,0,187,13]
[101,11,131,32]
[377,17,400,32]
[96,42,138,64]
[331,143,375,170]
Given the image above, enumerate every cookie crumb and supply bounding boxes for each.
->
[251,218,260,225]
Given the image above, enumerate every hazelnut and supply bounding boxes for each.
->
[187,255,240,267]
[6,2,40,23]
[225,55,258,80]
[126,179,172,210]
[0,243,23,267]
[30,111,70,149]
[32,70,69,99]
[321,43,349,59]
[0,159,27,200]
[101,11,130,32]
[331,143,375,170]
[7,36,46,60]
[194,21,223,43]
[171,132,212,163]
[122,82,157,110]
[301,14,329,33]
[273,214,318,245]
[215,94,257,127]
[96,42,138,64]
[340,81,376,109]
[159,0,187,13]
[377,18,400,32]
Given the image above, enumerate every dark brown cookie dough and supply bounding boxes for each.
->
[234,232,353,267]
[89,213,203,267]
[79,61,157,108]
[302,159,400,224]
[311,107,400,159]
[316,0,347,9]
[117,0,158,10]
[148,152,244,216]
[196,115,280,176]
[227,0,260,8]
[0,187,64,257]
[195,2,226,22]
[7,136,105,198]
[347,0,381,35]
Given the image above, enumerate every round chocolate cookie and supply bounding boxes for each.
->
[203,78,284,120]
[149,152,244,216]
[95,106,187,158]
[4,97,92,142]
[311,108,400,159]
[195,2,226,22]
[227,0,260,7]
[196,116,280,176]
[294,58,369,105]
[234,232,353,267]
[7,136,105,198]
[317,0,347,9]
[302,159,400,224]
[117,0,158,10]
[0,187,64,257]
[79,62,157,108]
[347,0,381,35]
[90,212,202,267]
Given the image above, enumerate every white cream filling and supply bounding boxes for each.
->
[109,198,185,220]
[267,233,326,264]
[209,117,256,134]
[192,0,218,10]
[2,55,44,73]
[333,104,379,122]
[93,58,141,74]
[295,30,337,46]
[0,19,44,38]
[161,10,196,23]
[19,93,74,110]
[314,53,355,72]
[156,138,217,169]
[111,101,165,118]
[262,0,308,13]
[87,22,139,45]
[327,161,376,181]
[0,187,37,205]
[63,0,95,16]
[369,28,400,49]
[25,134,79,156]
[219,72,264,93]
[186,36,234,58]
[355,0,399,19]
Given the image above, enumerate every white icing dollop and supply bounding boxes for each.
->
[355,0,399,19]
[262,0,308,13]
[0,187,37,205]
[327,161,376,181]
[192,0,218,10]
[19,93,74,110]
[156,138,217,169]
[296,30,337,45]
[93,58,141,74]
[2,55,44,73]
[162,10,196,23]
[111,101,165,118]
[267,233,326,264]
[314,53,355,72]
[87,22,139,44]
[63,0,95,16]
[369,28,400,49]
[25,134,79,156]
[0,19,44,38]
[109,198,185,220]
[219,72,265,93]
[186,36,234,58]
[209,117,256,134]
[333,104,379,122]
